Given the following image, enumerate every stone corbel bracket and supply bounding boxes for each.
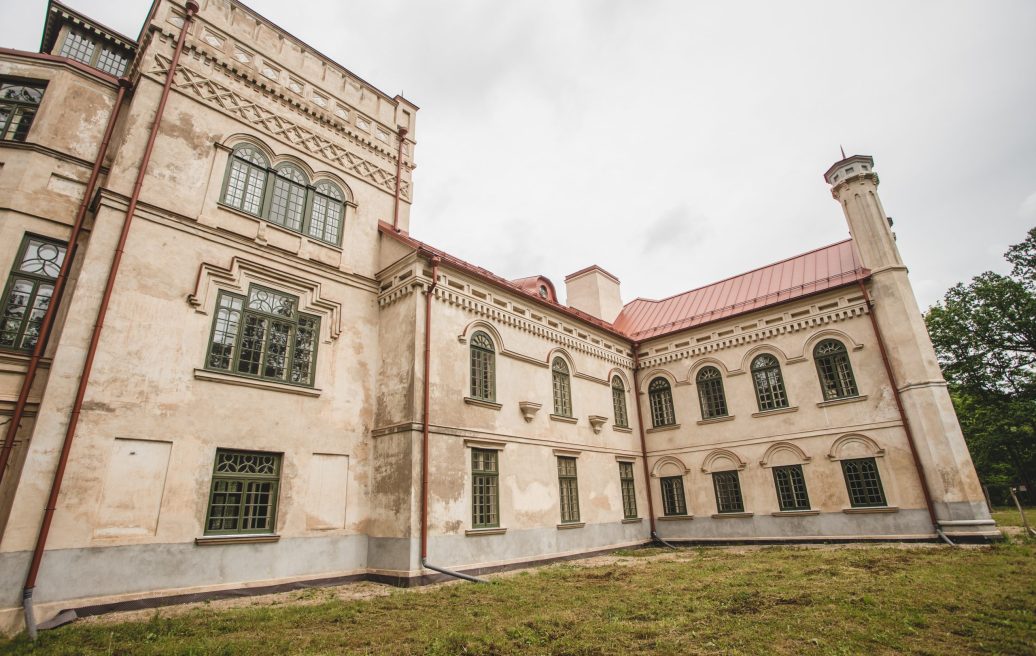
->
[187,257,343,342]
[519,401,542,423]
[588,415,608,434]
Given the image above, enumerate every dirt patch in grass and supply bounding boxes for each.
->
[3,543,1035,655]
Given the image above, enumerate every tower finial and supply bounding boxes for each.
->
[840,145,847,160]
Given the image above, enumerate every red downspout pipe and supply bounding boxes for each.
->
[0,80,130,488]
[856,279,939,529]
[391,127,408,231]
[21,1,200,638]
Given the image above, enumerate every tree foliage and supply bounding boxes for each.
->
[926,227,1036,501]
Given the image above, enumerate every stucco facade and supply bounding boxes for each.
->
[0,0,996,635]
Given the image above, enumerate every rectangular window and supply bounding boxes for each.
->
[772,465,810,511]
[661,476,687,516]
[204,449,281,535]
[713,470,745,513]
[619,461,637,519]
[205,285,319,387]
[1,235,66,351]
[557,456,580,523]
[841,457,887,507]
[471,449,499,528]
[59,32,95,64]
[1,79,46,142]
[96,47,128,77]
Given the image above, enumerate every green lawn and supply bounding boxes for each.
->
[3,543,1035,655]
[992,505,1036,529]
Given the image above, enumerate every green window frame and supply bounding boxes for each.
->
[751,354,789,411]
[58,31,128,77]
[552,357,572,417]
[220,144,347,246]
[611,376,629,428]
[814,339,859,400]
[772,464,810,511]
[661,475,687,516]
[713,470,745,513]
[1,79,46,142]
[471,448,499,528]
[205,285,320,387]
[619,461,637,519]
[557,456,580,523]
[696,366,728,419]
[469,331,495,401]
[204,449,281,535]
[648,377,676,427]
[1,235,66,351]
[841,457,887,508]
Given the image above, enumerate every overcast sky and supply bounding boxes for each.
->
[5,0,1034,310]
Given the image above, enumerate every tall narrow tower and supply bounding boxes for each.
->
[825,155,997,539]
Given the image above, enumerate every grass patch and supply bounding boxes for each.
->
[2,544,1035,655]
[992,505,1036,529]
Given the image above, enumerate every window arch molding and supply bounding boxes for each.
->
[650,455,690,479]
[687,357,731,382]
[759,442,812,468]
[827,433,885,461]
[700,448,747,474]
[799,328,863,360]
[544,347,577,373]
[737,344,793,374]
[637,368,677,394]
[458,320,506,352]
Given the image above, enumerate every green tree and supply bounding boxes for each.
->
[926,227,1036,502]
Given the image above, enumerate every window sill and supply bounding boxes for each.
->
[622,517,643,524]
[697,415,734,426]
[645,423,681,434]
[772,510,820,517]
[751,406,799,418]
[557,522,585,530]
[465,527,506,536]
[195,534,280,546]
[816,395,868,408]
[843,506,898,514]
[549,414,578,424]
[464,397,502,410]
[711,512,754,519]
[657,514,693,522]
[194,369,321,397]
[613,426,633,433]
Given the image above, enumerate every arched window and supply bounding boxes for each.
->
[696,366,728,419]
[269,164,308,232]
[551,357,572,417]
[814,339,859,400]
[648,377,676,427]
[751,354,788,411]
[611,376,629,428]
[223,145,268,215]
[469,331,495,401]
[309,181,345,244]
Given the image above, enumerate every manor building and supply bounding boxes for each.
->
[0,0,997,633]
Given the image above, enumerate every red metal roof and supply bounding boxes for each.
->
[613,240,867,340]
[380,222,867,345]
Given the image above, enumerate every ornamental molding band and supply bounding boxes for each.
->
[187,257,343,341]
[148,51,411,200]
[638,302,869,370]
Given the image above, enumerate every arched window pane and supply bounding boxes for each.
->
[269,165,307,231]
[814,339,858,400]
[751,354,788,411]
[309,182,344,244]
[696,366,728,419]
[552,357,572,416]
[648,377,676,427]
[469,331,495,401]
[611,376,628,428]
[223,146,268,215]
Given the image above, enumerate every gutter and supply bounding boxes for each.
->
[21,1,200,639]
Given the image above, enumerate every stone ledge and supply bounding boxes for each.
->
[195,534,280,546]
[697,415,734,426]
[465,527,506,536]
[711,512,754,519]
[771,510,820,517]
[751,406,799,418]
[621,517,643,524]
[549,414,578,424]
[816,395,868,409]
[464,397,502,410]
[657,515,694,521]
[645,423,681,434]
[843,506,899,514]
[556,522,585,530]
[613,425,633,433]
[193,369,321,397]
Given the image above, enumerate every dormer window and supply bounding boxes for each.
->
[58,31,128,77]
[539,285,548,299]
